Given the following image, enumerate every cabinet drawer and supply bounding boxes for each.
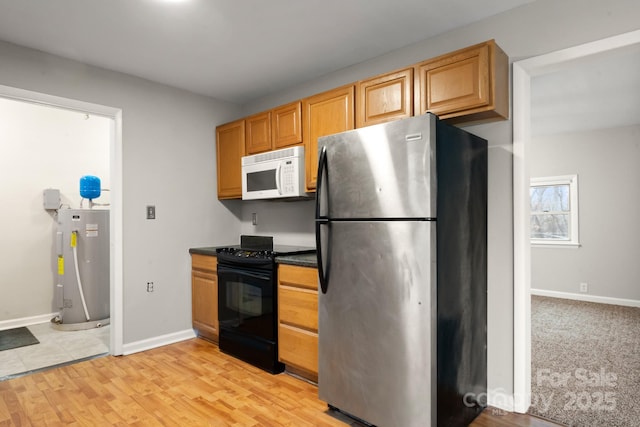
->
[191,254,217,272]
[278,264,318,290]
[278,324,318,375]
[279,287,317,331]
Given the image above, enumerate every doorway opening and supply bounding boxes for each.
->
[513,29,640,421]
[0,84,123,375]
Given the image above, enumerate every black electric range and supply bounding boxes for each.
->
[216,235,315,373]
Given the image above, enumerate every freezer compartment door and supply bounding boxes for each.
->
[317,114,436,220]
[318,220,436,427]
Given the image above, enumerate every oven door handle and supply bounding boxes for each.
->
[216,252,274,268]
[217,265,272,281]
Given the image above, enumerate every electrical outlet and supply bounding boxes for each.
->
[146,281,154,292]
[146,205,156,220]
[252,212,258,226]
[580,282,588,293]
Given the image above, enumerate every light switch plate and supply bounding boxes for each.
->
[147,205,156,220]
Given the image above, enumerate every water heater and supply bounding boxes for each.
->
[55,209,110,328]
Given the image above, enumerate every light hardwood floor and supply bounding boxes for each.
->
[0,338,560,426]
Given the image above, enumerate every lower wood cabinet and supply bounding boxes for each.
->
[277,264,319,382]
[191,254,219,343]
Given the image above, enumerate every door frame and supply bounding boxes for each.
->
[512,29,640,413]
[0,84,124,356]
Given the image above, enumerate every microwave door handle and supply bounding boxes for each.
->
[275,162,283,195]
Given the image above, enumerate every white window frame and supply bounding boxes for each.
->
[530,174,580,248]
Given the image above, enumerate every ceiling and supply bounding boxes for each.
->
[0,0,534,104]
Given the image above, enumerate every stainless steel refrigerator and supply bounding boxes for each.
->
[315,113,487,427]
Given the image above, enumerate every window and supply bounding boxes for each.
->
[530,175,579,247]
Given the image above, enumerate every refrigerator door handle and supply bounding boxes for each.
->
[316,145,329,294]
[315,145,328,220]
[315,218,329,294]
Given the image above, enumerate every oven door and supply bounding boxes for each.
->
[217,264,276,341]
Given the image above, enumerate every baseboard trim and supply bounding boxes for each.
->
[487,389,515,412]
[122,329,197,355]
[0,312,59,331]
[531,289,640,308]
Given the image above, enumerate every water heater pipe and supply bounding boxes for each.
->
[71,230,91,321]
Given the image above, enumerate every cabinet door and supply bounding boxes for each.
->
[216,119,245,199]
[416,40,508,123]
[356,67,413,128]
[245,111,272,154]
[272,101,302,149]
[303,85,354,191]
[192,268,218,343]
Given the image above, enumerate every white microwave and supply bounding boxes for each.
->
[241,146,306,200]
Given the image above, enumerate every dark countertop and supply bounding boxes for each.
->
[189,246,317,268]
[188,246,222,256]
[275,253,317,268]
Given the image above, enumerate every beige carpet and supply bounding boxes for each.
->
[529,296,640,426]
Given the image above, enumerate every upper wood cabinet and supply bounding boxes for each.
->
[214,40,509,199]
[356,67,413,128]
[303,85,355,191]
[272,101,303,149]
[415,39,508,123]
[245,111,272,155]
[216,119,245,199]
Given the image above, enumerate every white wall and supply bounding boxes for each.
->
[531,125,640,301]
[239,199,315,247]
[0,40,243,344]
[0,98,110,321]
[240,0,640,401]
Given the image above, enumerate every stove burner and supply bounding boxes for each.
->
[217,247,275,259]
[215,236,315,261]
